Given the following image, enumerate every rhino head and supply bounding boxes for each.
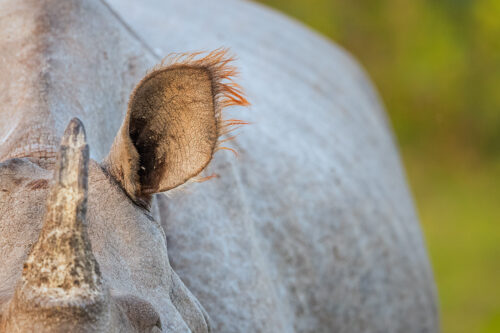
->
[0,47,248,332]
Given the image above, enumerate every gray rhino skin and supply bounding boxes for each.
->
[0,0,438,332]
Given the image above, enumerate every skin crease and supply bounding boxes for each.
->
[0,157,210,332]
[0,0,438,332]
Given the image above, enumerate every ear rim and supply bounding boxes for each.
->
[103,48,249,207]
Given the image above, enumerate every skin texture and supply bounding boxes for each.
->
[0,0,149,164]
[0,0,438,332]
[0,156,210,332]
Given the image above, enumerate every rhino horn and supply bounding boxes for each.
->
[5,118,109,331]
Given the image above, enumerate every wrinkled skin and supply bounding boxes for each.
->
[0,157,211,332]
[0,0,438,332]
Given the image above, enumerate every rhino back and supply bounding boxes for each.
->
[108,1,438,332]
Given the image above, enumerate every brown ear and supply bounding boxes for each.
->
[104,49,248,206]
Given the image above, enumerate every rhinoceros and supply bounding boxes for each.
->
[0,0,438,332]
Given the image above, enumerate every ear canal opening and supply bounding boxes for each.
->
[128,113,164,194]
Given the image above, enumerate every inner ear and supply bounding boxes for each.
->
[128,67,218,194]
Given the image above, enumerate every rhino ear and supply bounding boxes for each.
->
[104,49,248,206]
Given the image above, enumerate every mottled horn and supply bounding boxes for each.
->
[4,118,108,332]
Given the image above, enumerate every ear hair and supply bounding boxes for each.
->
[154,48,250,141]
[103,48,249,207]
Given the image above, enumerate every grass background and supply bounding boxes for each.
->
[253,1,500,332]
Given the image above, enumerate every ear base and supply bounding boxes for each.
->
[103,116,143,204]
[104,49,248,205]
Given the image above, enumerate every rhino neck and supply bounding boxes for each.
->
[0,0,155,167]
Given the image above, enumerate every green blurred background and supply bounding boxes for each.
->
[254,0,500,332]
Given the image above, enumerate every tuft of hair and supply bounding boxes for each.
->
[155,48,250,182]
[156,49,249,136]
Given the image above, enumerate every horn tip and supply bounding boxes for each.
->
[62,118,87,148]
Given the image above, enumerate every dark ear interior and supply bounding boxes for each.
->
[103,50,248,206]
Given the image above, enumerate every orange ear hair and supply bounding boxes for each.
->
[155,48,250,147]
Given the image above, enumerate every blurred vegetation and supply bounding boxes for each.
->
[255,0,500,332]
